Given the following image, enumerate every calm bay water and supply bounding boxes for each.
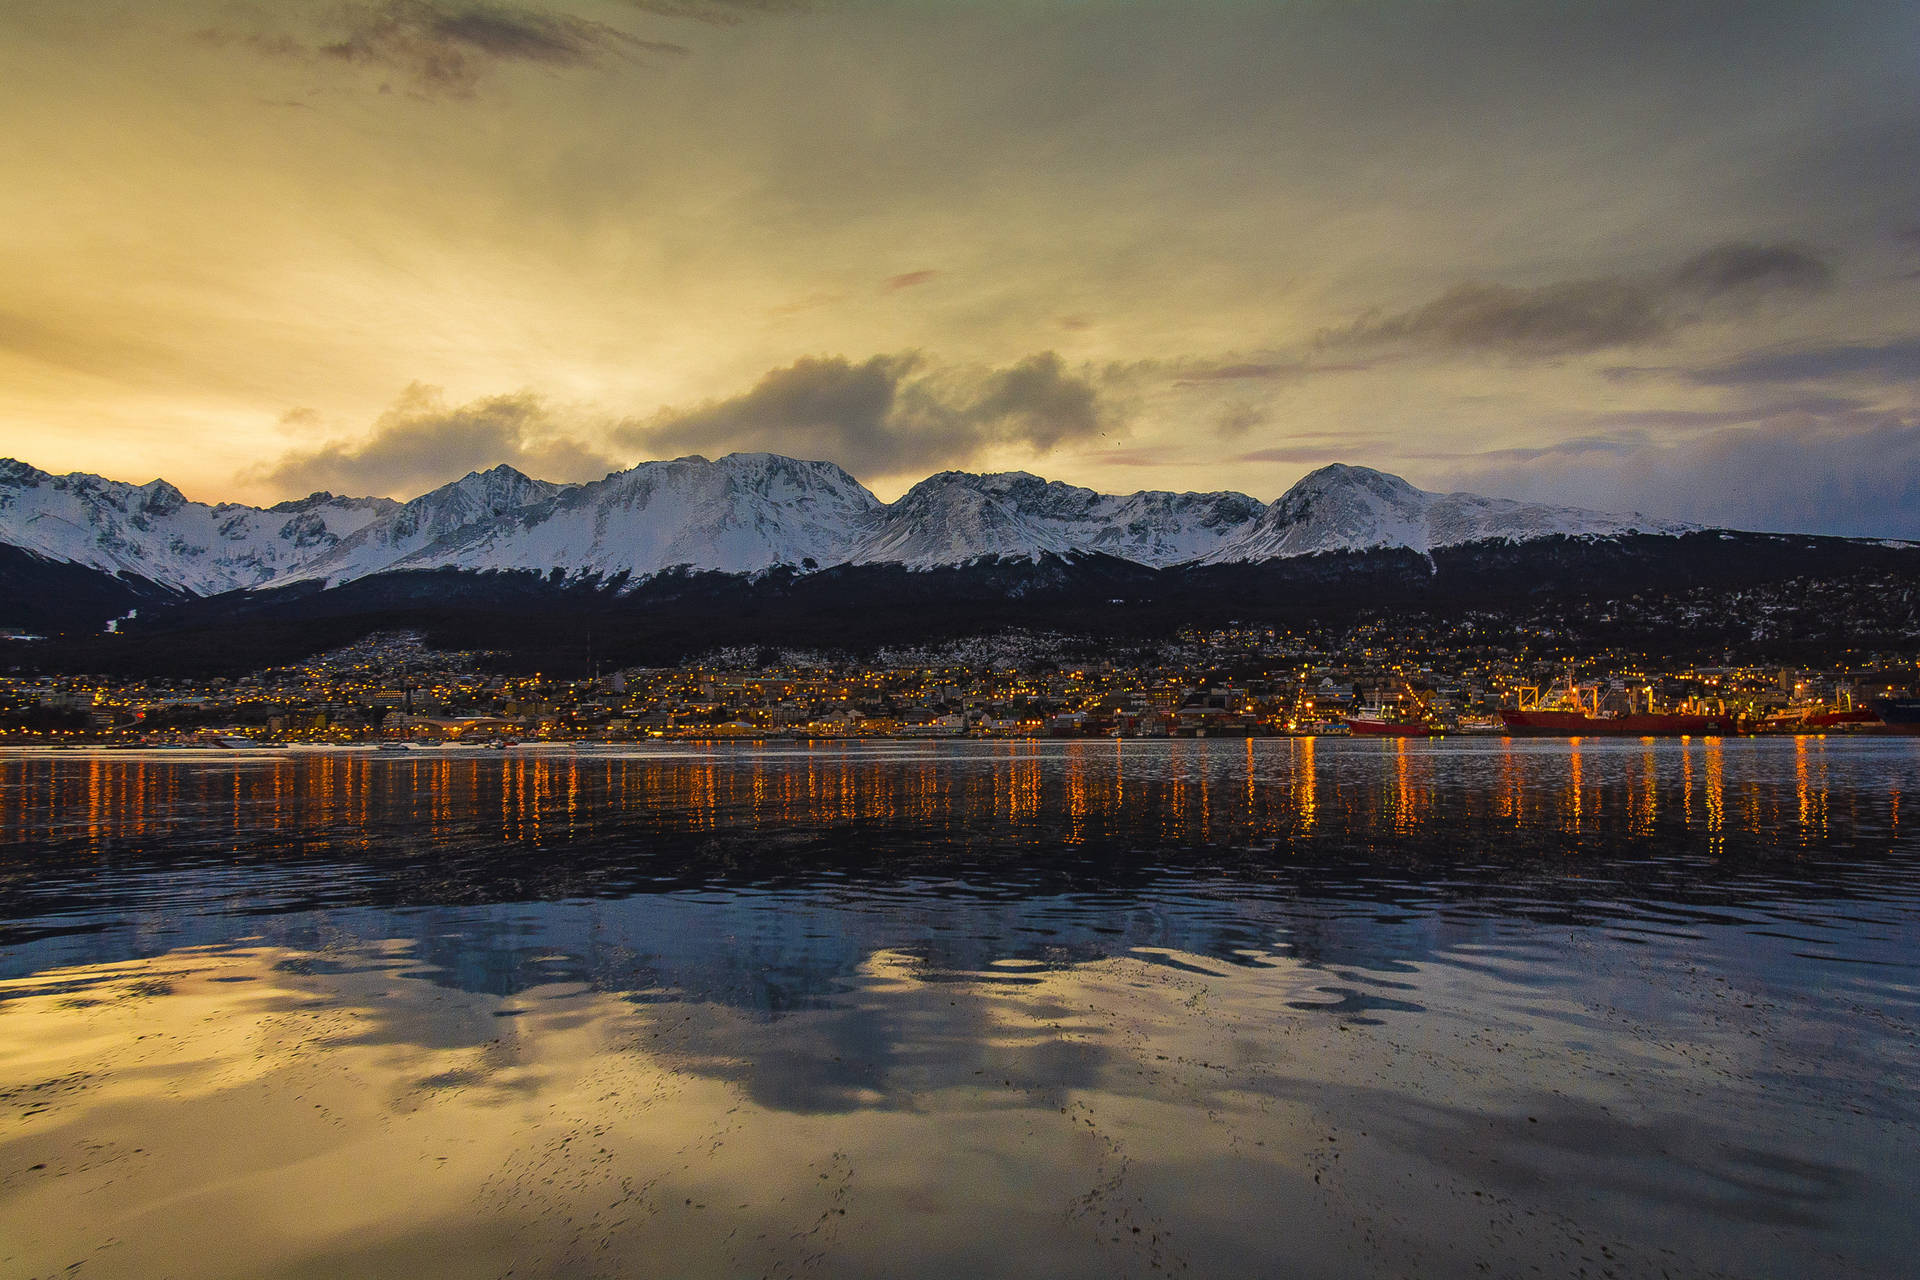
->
[1,738,1917,1278]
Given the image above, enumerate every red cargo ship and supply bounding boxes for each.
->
[1500,708,1741,736]
[1500,674,1740,737]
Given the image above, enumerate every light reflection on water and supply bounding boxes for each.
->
[0,739,1917,1279]
[1,736,1910,865]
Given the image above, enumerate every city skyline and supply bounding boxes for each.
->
[4,2,1919,535]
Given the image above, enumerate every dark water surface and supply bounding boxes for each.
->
[1,738,1917,1279]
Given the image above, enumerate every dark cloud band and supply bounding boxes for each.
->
[1327,241,1832,357]
[260,385,615,496]
[619,352,1113,477]
[200,1,682,98]
[1685,337,1920,386]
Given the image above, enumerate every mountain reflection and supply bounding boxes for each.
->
[3,915,1911,1279]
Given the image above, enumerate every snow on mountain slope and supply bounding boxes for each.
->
[396,453,883,580]
[844,472,1081,567]
[845,471,1269,568]
[0,458,393,595]
[0,452,1707,594]
[274,465,559,586]
[877,472,1269,568]
[1202,464,1697,563]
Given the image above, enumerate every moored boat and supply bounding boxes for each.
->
[1500,708,1741,736]
[1502,670,1740,737]
[1801,707,1880,728]
[1871,697,1920,733]
[1757,704,1881,732]
[1345,705,1440,737]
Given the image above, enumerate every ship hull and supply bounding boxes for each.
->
[1757,708,1881,731]
[1499,710,1741,737]
[1802,709,1880,728]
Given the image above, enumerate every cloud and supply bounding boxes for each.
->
[768,291,846,316]
[1665,242,1832,296]
[259,384,617,497]
[1234,445,1360,465]
[197,30,308,60]
[1413,434,1651,466]
[1406,398,1874,460]
[1427,410,1920,539]
[1074,448,1181,468]
[1358,278,1666,353]
[1552,397,1868,428]
[0,308,180,380]
[1179,362,1298,382]
[960,353,1102,446]
[619,0,808,24]
[1214,402,1266,438]
[1140,356,1377,387]
[1682,337,1920,386]
[881,270,940,291]
[200,1,679,98]
[1328,241,1832,357]
[620,352,1114,477]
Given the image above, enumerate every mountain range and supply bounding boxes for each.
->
[6,450,1917,675]
[0,452,1696,599]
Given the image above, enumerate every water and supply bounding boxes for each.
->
[1,738,1916,1278]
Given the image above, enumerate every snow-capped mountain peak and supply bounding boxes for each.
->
[1202,462,1696,563]
[276,464,562,586]
[392,451,885,580]
[845,471,1080,567]
[847,470,1269,568]
[134,478,190,516]
[269,490,394,516]
[0,458,390,595]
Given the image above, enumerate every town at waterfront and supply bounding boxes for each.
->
[9,619,1917,745]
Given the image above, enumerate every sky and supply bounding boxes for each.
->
[3,0,1919,534]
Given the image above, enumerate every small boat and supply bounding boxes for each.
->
[1801,708,1880,728]
[1758,704,1879,732]
[1344,705,1440,737]
[377,741,415,753]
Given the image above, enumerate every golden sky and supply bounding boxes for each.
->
[3,1,1919,532]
